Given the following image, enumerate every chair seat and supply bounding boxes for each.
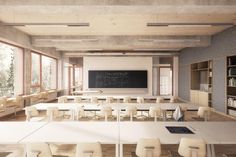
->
[29,117,46,122]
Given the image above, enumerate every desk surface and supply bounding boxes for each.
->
[1,122,236,145]
[20,122,119,144]
[32,103,199,111]
[119,122,236,144]
[0,122,47,144]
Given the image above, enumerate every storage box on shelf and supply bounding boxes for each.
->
[226,55,236,116]
[190,60,213,107]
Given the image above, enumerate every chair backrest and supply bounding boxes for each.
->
[100,106,112,116]
[58,96,68,103]
[76,106,85,118]
[170,96,178,103]
[178,138,206,157]
[76,142,103,157]
[16,95,23,104]
[136,138,161,157]
[41,92,49,99]
[46,107,60,120]
[123,97,131,103]
[90,97,98,103]
[74,97,82,103]
[125,106,137,116]
[25,106,39,119]
[0,97,7,110]
[137,97,145,103]
[156,96,164,103]
[197,107,211,121]
[149,107,161,118]
[105,97,114,103]
[26,143,52,157]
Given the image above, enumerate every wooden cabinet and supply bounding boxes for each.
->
[190,90,209,106]
[190,60,212,107]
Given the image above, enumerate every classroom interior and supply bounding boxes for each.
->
[0,1,236,157]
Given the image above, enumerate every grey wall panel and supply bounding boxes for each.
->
[179,26,236,112]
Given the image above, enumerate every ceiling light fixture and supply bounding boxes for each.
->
[146,23,234,27]
[133,48,181,51]
[138,39,200,43]
[35,38,98,42]
[2,23,90,27]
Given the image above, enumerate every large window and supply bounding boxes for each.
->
[31,52,57,93]
[31,53,41,93]
[0,42,23,97]
[42,56,57,90]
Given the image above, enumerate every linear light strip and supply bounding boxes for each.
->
[147,23,234,27]
[2,23,90,27]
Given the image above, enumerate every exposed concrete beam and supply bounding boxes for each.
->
[0,0,236,5]
[1,6,236,14]
[31,35,211,51]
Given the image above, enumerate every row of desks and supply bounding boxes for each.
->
[33,102,200,111]
[64,95,171,100]
[0,122,236,157]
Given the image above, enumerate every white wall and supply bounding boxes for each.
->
[83,57,153,95]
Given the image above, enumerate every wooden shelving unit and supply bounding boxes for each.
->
[226,55,236,116]
[190,60,213,107]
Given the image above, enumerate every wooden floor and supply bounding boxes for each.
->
[0,108,236,157]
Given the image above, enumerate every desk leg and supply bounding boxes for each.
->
[211,144,216,157]
[119,143,123,157]
[115,143,119,157]
[207,144,212,157]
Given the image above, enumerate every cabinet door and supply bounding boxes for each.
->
[198,91,209,106]
[190,90,198,104]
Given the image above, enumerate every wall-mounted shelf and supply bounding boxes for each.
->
[190,60,213,107]
[226,55,236,117]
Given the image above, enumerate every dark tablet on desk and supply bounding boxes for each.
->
[166,126,194,134]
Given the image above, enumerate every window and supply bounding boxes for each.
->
[42,56,57,90]
[31,53,41,93]
[31,52,57,93]
[0,42,23,97]
[160,67,172,96]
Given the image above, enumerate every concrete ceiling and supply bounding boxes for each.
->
[0,0,236,54]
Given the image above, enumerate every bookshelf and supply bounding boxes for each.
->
[190,60,213,107]
[227,55,236,116]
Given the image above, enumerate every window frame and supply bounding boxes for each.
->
[0,40,24,97]
[30,51,58,93]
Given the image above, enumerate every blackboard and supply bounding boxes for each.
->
[88,70,147,88]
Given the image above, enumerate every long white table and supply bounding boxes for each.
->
[1,122,236,157]
[0,122,47,144]
[33,102,199,111]
[119,122,236,157]
[64,95,169,100]
[20,122,120,157]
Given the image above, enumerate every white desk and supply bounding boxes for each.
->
[65,95,161,100]
[119,122,236,157]
[33,103,199,111]
[20,122,120,157]
[0,122,47,144]
[190,122,236,144]
[71,90,102,95]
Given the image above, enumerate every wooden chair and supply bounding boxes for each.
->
[178,138,206,157]
[136,138,161,157]
[76,142,103,157]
